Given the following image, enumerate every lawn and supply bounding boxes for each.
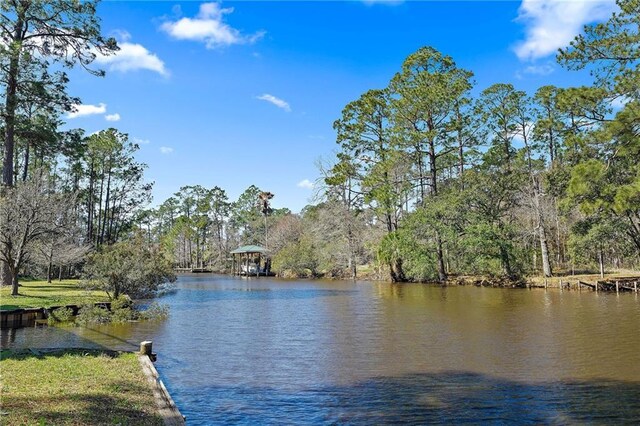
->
[0,349,163,425]
[0,279,107,310]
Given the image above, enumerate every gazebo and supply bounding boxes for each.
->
[230,245,272,276]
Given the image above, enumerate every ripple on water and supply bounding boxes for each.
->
[3,275,640,424]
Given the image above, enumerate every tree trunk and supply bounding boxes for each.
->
[428,140,447,282]
[539,226,552,277]
[599,247,605,279]
[0,264,11,289]
[500,244,513,278]
[87,159,95,242]
[1,12,24,287]
[554,198,563,264]
[533,184,552,277]
[95,161,105,248]
[11,269,19,296]
[534,185,552,277]
[436,232,446,282]
[47,262,52,283]
[389,258,407,282]
[22,141,30,181]
[100,166,112,245]
[3,34,21,187]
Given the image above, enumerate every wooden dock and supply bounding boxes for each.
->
[577,277,639,292]
[175,267,213,273]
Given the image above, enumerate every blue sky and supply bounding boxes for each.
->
[63,0,618,212]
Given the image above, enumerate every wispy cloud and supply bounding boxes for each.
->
[159,146,174,154]
[611,96,630,110]
[297,179,314,189]
[523,63,554,76]
[95,42,168,76]
[132,137,151,145]
[161,2,265,49]
[362,0,404,5]
[257,94,291,112]
[516,62,555,79]
[105,113,121,122]
[514,0,616,61]
[67,103,107,119]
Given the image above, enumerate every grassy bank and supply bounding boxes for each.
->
[0,349,163,425]
[0,279,106,310]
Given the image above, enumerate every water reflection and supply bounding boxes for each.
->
[2,275,639,424]
[178,372,640,425]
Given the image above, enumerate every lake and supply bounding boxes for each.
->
[3,275,640,424]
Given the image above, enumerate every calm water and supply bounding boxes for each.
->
[3,275,640,424]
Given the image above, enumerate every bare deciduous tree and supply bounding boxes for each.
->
[0,172,70,294]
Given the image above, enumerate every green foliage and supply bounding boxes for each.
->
[47,307,74,325]
[272,239,319,277]
[108,295,137,322]
[558,0,640,96]
[82,236,176,300]
[378,228,437,281]
[75,304,111,325]
[75,296,168,325]
[568,217,636,267]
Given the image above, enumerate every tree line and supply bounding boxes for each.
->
[151,0,636,282]
[1,0,639,289]
[317,0,640,282]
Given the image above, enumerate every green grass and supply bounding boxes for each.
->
[0,279,107,310]
[0,349,163,425]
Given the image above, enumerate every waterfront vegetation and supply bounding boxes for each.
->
[0,349,163,425]
[1,0,639,299]
[0,279,169,326]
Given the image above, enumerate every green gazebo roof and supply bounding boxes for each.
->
[230,245,269,254]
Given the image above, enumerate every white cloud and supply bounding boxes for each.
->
[159,146,174,154]
[132,137,151,145]
[611,96,630,110]
[523,63,554,76]
[161,2,264,49]
[257,94,291,112]
[67,103,107,119]
[515,62,555,79]
[94,42,168,76]
[297,179,314,189]
[110,29,132,43]
[514,0,616,61]
[105,113,121,122]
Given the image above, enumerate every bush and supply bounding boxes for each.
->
[272,239,319,277]
[47,307,75,325]
[82,236,176,300]
[75,305,112,325]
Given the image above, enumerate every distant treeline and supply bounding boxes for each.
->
[149,1,640,281]
[1,1,639,286]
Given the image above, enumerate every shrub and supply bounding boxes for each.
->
[82,236,176,300]
[75,305,112,325]
[47,307,74,325]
